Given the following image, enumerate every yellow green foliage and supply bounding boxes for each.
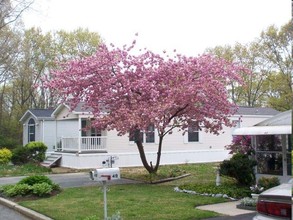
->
[0,148,12,164]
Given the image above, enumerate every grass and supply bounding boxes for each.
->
[0,163,52,177]
[0,163,84,177]
[19,184,227,220]
[15,163,239,220]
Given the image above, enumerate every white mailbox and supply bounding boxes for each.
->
[89,167,120,181]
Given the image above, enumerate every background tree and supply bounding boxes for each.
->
[0,27,101,146]
[207,21,292,111]
[259,21,293,110]
[0,0,33,29]
[46,40,246,174]
[206,42,272,107]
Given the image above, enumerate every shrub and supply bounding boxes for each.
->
[25,141,47,163]
[11,146,30,165]
[1,175,60,198]
[5,184,32,197]
[11,142,47,165]
[258,176,280,190]
[220,153,257,186]
[0,184,15,194]
[32,183,53,197]
[18,175,53,186]
[0,148,12,164]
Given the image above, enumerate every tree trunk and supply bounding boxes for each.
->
[135,129,164,174]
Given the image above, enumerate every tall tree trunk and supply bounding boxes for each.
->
[135,129,164,174]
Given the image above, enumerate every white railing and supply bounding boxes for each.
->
[61,136,107,152]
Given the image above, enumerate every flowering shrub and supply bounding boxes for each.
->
[0,148,12,164]
[241,197,257,207]
[250,184,264,194]
[226,135,253,155]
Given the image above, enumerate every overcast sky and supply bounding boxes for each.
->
[22,0,291,56]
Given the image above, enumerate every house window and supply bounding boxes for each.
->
[81,119,101,137]
[129,125,155,143]
[146,124,155,143]
[28,118,35,142]
[232,119,240,128]
[188,123,199,142]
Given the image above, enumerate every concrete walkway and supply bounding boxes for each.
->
[197,201,256,216]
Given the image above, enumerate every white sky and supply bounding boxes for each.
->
[22,0,291,56]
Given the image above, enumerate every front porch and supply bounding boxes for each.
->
[58,136,107,153]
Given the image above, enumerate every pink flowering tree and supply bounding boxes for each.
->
[225,135,253,155]
[45,40,247,174]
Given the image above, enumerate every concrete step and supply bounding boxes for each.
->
[41,154,62,168]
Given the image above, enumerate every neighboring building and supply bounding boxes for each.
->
[20,109,56,148]
[233,110,292,183]
[20,104,280,169]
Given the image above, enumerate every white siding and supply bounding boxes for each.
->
[106,114,275,154]
[42,120,57,152]
[22,120,28,146]
[56,119,79,142]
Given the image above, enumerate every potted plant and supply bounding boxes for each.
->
[250,184,264,199]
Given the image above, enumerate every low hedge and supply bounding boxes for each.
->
[179,183,251,199]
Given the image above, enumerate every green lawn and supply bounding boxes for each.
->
[19,184,227,220]
[0,163,51,177]
[16,163,232,220]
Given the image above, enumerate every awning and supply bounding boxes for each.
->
[233,125,291,135]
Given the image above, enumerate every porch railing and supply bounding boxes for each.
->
[60,136,107,152]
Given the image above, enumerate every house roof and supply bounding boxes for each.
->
[233,110,292,135]
[19,109,55,122]
[30,109,55,118]
[255,110,291,126]
[235,106,280,116]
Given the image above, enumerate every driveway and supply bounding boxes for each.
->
[0,203,31,220]
[0,172,141,188]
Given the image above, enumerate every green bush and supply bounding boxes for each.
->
[0,148,12,164]
[18,175,53,186]
[258,176,280,190]
[32,183,53,196]
[25,141,47,163]
[5,184,32,197]
[0,184,15,194]
[11,142,47,165]
[220,153,257,186]
[0,175,60,198]
[11,146,31,165]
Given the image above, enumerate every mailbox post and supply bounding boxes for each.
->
[89,167,120,220]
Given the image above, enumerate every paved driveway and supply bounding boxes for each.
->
[0,203,31,220]
[0,172,141,188]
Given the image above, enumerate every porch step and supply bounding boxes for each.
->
[41,153,62,168]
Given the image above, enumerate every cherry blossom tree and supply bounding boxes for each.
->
[45,40,247,174]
